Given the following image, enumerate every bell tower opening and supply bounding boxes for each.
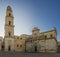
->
[9,21,11,25]
[9,32,11,36]
[9,13,11,16]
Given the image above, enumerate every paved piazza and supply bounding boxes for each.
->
[0,52,60,57]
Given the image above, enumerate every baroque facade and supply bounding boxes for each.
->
[0,6,58,52]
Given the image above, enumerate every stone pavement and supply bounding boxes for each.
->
[0,51,60,57]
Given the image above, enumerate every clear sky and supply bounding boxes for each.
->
[0,0,60,41]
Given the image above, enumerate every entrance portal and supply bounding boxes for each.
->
[1,45,4,51]
[8,45,11,51]
[35,45,37,52]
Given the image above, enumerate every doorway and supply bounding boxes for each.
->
[8,45,11,51]
[1,45,4,51]
[35,45,37,52]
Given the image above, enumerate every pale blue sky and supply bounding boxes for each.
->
[0,0,60,41]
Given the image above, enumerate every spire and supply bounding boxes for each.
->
[7,5,12,12]
[6,5,13,17]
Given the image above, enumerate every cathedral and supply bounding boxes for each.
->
[0,6,58,52]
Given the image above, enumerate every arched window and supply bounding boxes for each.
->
[9,21,11,25]
[45,35,47,38]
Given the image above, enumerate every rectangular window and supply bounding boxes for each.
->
[20,45,22,47]
[50,34,53,37]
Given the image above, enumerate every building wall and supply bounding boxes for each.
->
[14,35,26,52]
[0,37,3,50]
[1,6,58,53]
[38,39,57,52]
[4,38,14,51]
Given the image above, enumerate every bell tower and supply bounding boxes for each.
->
[4,6,14,51]
[4,6,14,38]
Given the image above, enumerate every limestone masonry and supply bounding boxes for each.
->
[0,6,60,52]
